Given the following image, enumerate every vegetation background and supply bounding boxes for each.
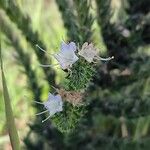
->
[0,0,150,149]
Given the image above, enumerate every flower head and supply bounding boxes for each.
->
[34,92,63,122]
[54,41,79,69]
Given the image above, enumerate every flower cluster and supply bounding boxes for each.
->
[36,41,113,70]
[35,41,114,122]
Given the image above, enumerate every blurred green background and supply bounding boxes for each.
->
[0,0,150,149]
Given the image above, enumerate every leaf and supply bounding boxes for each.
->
[0,36,20,150]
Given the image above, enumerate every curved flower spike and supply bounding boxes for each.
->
[78,42,114,63]
[34,93,63,122]
[54,41,79,69]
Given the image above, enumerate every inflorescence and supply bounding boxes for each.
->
[35,41,114,123]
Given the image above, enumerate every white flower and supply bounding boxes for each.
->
[54,41,79,69]
[78,42,98,63]
[34,93,63,122]
[36,41,79,70]
[78,42,114,63]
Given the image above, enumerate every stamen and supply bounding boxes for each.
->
[62,37,66,43]
[95,56,114,61]
[50,85,58,91]
[77,43,80,51]
[36,110,49,116]
[42,115,51,123]
[39,64,59,67]
[33,101,44,105]
[36,44,47,53]
[68,68,72,76]
[36,44,54,56]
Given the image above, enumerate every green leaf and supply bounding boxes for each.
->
[0,36,20,150]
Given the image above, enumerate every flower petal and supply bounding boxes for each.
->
[78,42,98,63]
[55,94,63,103]
[68,42,76,51]
[54,42,79,69]
[60,41,68,52]
[48,92,55,100]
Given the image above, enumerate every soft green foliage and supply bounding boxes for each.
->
[0,38,20,149]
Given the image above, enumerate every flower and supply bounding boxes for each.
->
[78,42,98,63]
[54,41,79,69]
[36,41,79,70]
[78,42,114,63]
[34,93,63,122]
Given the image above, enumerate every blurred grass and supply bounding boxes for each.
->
[0,0,91,135]
[0,0,67,148]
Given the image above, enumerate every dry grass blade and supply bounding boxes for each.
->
[0,37,20,150]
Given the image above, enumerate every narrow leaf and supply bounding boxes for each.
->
[0,37,20,150]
